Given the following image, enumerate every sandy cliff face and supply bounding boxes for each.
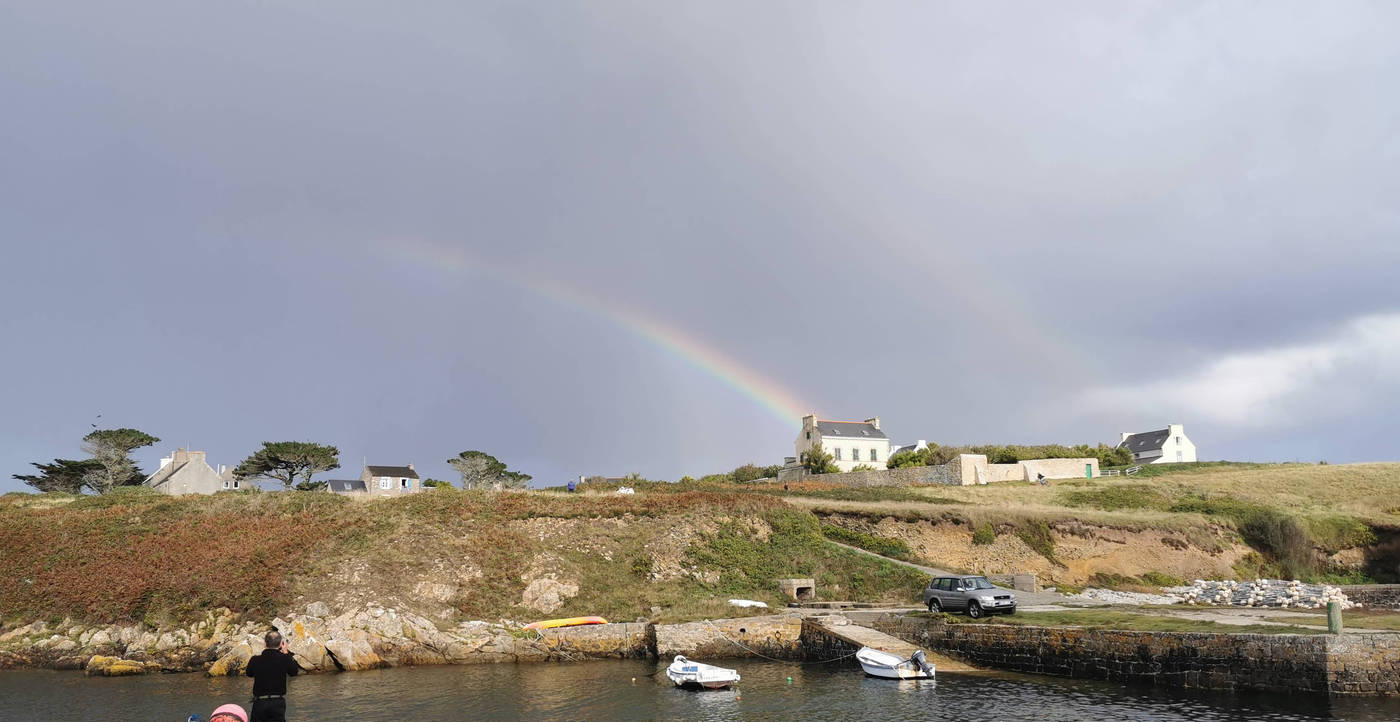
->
[820,513,1254,585]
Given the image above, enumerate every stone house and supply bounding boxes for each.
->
[146,448,236,495]
[795,414,891,473]
[360,464,421,496]
[1118,424,1197,464]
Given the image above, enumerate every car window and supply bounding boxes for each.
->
[934,578,949,591]
[966,577,995,590]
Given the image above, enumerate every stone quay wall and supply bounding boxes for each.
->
[875,616,1400,696]
[653,614,803,659]
[1342,585,1400,610]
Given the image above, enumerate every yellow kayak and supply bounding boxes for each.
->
[523,616,608,631]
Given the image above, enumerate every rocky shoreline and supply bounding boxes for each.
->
[0,605,804,677]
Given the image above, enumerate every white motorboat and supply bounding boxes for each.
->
[665,655,741,690]
[855,646,935,680]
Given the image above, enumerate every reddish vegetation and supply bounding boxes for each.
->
[0,489,785,624]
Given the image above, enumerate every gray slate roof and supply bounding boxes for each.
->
[816,420,887,440]
[1119,429,1170,453]
[365,465,419,479]
[327,479,367,493]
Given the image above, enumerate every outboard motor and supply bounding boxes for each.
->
[911,650,934,677]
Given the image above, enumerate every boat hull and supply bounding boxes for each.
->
[855,647,935,680]
[666,656,741,690]
[522,616,608,631]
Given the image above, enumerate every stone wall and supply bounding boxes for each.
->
[808,455,1097,487]
[652,614,803,659]
[875,616,1400,696]
[1342,585,1400,610]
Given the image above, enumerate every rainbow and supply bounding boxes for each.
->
[379,238,807,428]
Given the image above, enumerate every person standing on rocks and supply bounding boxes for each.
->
[245,629,300,722]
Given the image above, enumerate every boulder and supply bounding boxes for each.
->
[85,655,156,677]
[520,577,579,613]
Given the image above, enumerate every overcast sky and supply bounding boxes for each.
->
[3,1,1398,492]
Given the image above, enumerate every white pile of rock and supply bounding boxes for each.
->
[1066,588,1184,605]
[1177,579,1356,609]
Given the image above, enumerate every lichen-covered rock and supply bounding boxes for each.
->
[520,578,579,613]
[85,655,156,676]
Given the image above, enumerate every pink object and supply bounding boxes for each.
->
[211,704,248,722]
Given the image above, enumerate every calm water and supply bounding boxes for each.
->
[5,660,1400,721]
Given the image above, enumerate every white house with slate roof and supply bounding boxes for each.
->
[796,414,891,473]
[1118,424,1197,464]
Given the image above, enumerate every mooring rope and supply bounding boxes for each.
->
[699,619,861,665]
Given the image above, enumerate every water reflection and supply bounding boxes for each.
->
[3,659,1398,721]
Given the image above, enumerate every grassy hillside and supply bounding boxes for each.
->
[0,488,925,627]
[784,463,1400,584]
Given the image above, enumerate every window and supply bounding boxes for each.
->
[1176,436,1181,445]
[400,478,408,489]
[222,481,229,489]
[833,448,842,461]
[805,431,811,440]
[870,448,878,462]
[232,480,239,489]
[1177,451,1183,462]
[853,448,861,462]
[378,477,391,490]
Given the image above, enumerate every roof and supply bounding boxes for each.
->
[146,461,185,487]
[815,420,887,440]
[1118,429,1171,453]
[327,479,367,493]
[365,465,419,479]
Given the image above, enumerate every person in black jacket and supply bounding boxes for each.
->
[245,629,300,722]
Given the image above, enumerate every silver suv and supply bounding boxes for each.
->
[923,575,1017,618]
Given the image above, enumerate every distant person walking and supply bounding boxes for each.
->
[567,479,576,493]
[245,629,299,722]
[1035,473,1046,486]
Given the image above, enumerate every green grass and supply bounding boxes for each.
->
[819,523,915,561]
[1060,485,1171,511]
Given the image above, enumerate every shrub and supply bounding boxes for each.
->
[1237,511,1316,580]
[819,524,914,561]
[1138,571,1185,588]
[971,523,996,546]
[1016,520,1056,562]
[1061,485,1170,512]
[1303,515,1377,553]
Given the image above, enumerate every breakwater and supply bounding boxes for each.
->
[873,615,1400,696]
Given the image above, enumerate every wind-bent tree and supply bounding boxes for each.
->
[82,428,160,494]
[233,441,340,491]
[12,458,103,494]
[800,446,840,474]
[448,450,532,490]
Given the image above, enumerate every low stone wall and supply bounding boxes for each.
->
[809,455,1098,487]
[653,614,803,659]
[876,616,1400,696]
[1343,585,1400,609]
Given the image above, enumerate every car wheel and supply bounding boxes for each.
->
[966,601,983,619]
[927,598,941,613]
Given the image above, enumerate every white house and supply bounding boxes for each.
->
[146,448,234,495]
[1117,424,1197,464]
[795,414,891,473]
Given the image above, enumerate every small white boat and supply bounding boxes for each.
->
[665,655,741,690]
[855,646,935,680]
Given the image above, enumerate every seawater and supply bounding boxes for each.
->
[4,659,1399,721]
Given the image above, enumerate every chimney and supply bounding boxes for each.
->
[173,448,189,464]
[218,464,226,475]
[189,451,206,465]
[159,456,173,469]
[864,417,880,430]
[407,462,414,471]
[802,414,816,428]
